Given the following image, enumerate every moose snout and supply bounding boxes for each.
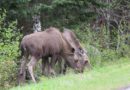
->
[75,68,84,73]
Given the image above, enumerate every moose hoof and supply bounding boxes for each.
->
[50,69,56,76]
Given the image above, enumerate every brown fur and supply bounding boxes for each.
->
[18,27,83,84]
[63,28,90,63]
[21,28,63,58]
[63,28,82,50]
[42,28,91,75]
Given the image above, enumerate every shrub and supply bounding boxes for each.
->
[116,44,130,58]
[73,24,130,67]
[0,10,22,89]
[0,60,17,88]
[101,49,119,62]
[83,44,102,67]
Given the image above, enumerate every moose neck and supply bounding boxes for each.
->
[62,36,73,54]
[61,37,77,69]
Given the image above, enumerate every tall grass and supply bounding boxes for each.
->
[10,57,130,90]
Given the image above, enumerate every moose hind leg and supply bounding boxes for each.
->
[49,56,57,75]
[18,56,28,85]
[27,56,38,83]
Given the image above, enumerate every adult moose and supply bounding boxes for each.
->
[18,27,85,84]
[42,28,91,75]
[61,28,91,73]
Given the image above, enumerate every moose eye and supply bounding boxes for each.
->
[71,48,75,53]
[74,59,78,63]
[80,50,84,54]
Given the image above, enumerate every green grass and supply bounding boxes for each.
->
[10,57,130,90]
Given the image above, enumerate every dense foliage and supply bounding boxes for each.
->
[0,10,22,88]
[0,0,130,89]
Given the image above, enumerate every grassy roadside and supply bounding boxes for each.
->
[10,57,130,90]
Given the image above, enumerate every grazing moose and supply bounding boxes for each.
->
[18,27,86,84]
[42,28,91,75]
[61,28,91,73]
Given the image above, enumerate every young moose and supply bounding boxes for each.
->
[42,28,91,75]
[18,27,86,84]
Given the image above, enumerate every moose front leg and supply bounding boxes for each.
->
[43,60,50,76]
[18,56,28,85]
[49,56,58,75]
[63,62,68,74]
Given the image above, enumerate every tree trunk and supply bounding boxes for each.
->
[32,14,41,32]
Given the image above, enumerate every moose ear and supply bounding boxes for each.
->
[80,49,84,54]
[71,48,75,53]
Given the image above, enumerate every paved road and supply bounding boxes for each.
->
[119,86,130,90]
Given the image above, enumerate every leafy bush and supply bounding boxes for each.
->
[73,24,130,67]
[116,44,130,58]
[0,10,22,62]
[0,60,17,88]
[0,10,22,88]
[82,44,102,67]
[101,49,119,62]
